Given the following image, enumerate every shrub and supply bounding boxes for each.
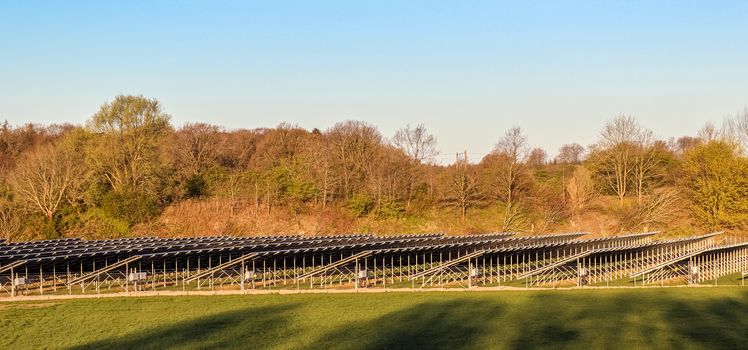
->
[100,191,161,227]
[185,174,207,198]
[377,200,404,219]
[347,194,374,217]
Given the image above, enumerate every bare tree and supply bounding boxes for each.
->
[632,129,663,204]
[444,158,481,220]
[592,115,640,205]
[392,124,438,207]
[724,108,748,150]
[488,127,530,227]
[172,123,222,175]
[302,133,336,209]
[363,146,411,216]
[601,115,640,145]
[0,200,21,241]
[392,124,438,164]
[673,136,700,157]
[556,143,585,164]
[211,170,252,217]
[527,148,547,167]
[495,126,530,164]
[533,204,564,234]
[492,126,529,205]
[9,143,83,219]
[697,122,720,143]
[326,121,382,200]
[617,188,681,231]
[565,166,597,218]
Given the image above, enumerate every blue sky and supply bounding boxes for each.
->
[1,1,747,163]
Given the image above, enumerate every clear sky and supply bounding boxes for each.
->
[1,1,747,163]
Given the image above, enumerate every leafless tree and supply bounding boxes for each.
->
[392,124,438,164]
[490,127,530,226]
[326,120,382,200]
[392,124,438,207]
[724,108,748,150]
[172,123,222,175]
[533,205,564,234]
[9,143,83,219]
[527,148,547,167]
[303,133,336,209]
[0,200,21,241]
[593,115,640,205]
[631,129,666,204]
[495,126,530,164]
[444,160,481,220]
[673,136,700,157]
[697,122,720,143]
[617,188,681,231]
[565,166,597,218]
[556,143,585,164]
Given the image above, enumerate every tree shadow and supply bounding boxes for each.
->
[305,290,748,349]
[507,289,748,349]
[306,298,513,349]
[664,290,748,349]
[67,290,748,350]
[71,303,301,350]
[304,292,684,349]
[502,293,583,349]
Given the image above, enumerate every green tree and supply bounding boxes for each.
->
[86,95,171,192]
[681,141,748,229]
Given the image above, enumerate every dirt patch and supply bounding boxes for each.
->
[0,302,61,311]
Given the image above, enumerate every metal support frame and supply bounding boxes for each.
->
[183,253,258,284]
[66,256,143,287]
[298,251,373,280]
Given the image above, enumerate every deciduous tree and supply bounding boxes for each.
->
[87,95,171,191]
[171,123,222,175]
[565,166,596,218]
[9,142,83,219]
[392,124,438,207]
[681,141,748,229]
[556,143,585,164]
[326,121,382,200]
[482,127,531,228]
[444,159,481,220]
[589,115,639,205]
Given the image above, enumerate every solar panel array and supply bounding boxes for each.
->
[1,230,745,296]
[0,231,593,276]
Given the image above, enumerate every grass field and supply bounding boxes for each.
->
[2,288,748,349]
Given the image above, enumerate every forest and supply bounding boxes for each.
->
[1,95,747,241]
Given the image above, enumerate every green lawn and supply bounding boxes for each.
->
[2,288,748,349]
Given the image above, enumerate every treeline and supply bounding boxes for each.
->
[1,95,747,240]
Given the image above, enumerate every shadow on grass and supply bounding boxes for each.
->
[71,303,300,350]
[303,293,684,349]
[514,290,748,349]
[306,298,518,349]
[509,290,748,349]
[307,290,748,349]
[665,291,748,349]
[68,290,748,350]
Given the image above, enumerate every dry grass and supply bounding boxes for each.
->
[133,196,743,237]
